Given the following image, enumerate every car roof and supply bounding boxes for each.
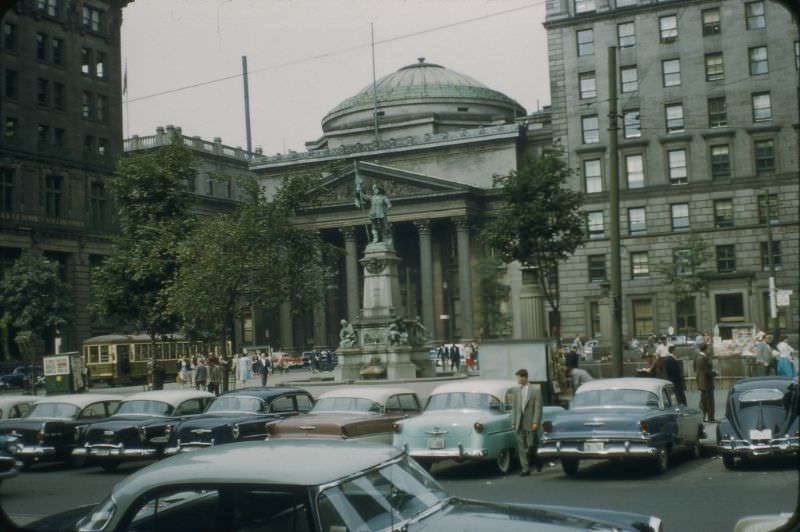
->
[221,387,308,400]
[732,376,796,393]
[430,379,518,399]
[577,378,669,395]
[318,387,415,404]
[123,390,214,407]
[33,394,122,409]
[112,439,404,502]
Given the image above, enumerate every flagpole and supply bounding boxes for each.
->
[370,23,379,146]
[123,58,130,139]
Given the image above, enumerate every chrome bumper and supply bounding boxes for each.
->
[718,438,799,457]
[73,444,158,459]
[407,444,489,460]
[163,441,212,456]
[538,441,659,459]
[13,445,58,458]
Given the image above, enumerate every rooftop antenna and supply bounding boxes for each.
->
[371,22,380,145]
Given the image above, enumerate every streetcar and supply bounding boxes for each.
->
[82,334,209,385]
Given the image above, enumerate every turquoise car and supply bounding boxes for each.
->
[392,379,564,473]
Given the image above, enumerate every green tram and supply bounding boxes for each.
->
[82,334,209,385]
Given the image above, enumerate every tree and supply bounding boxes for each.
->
[484,146,586,337]
[0,252,72,359]
[90,139,196,360]
[478,256,511,339]
[656,234,711,337]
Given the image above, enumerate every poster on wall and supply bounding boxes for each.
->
[44,355,70,376]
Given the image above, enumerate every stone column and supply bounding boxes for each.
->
[455,217,474,341]
[279,301,293,351]
[414,220,435,337]
[313,247,327,348]
[342,227,360,322]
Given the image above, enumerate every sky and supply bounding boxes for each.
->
[121,0,551,155]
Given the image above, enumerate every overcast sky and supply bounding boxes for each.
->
[121,0,550,155]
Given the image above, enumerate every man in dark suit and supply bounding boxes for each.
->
[694,343,715,422]
[662,346,687,406]
[451,344,461,373]
[511,368,543,476]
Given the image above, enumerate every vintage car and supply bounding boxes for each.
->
[268,386,421,443]
[29,439,664,532]
[164,387,315,454]
[0,365,43,389]
[74,390,213,471]
[0,393,121,468]
[0,435,23,482]
[717,376,799,470]
[392,379,564,473]
[539,378,704,476]
[0,394,36,420]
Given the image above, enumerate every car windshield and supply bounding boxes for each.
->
[318,457,447,531]
[207,396,263,413]
[27,403,79,419]
[425,392,498,411]
[738,388,785,406]
[115,400,173,416]
[572,389,659,408]
[312,397,381,413]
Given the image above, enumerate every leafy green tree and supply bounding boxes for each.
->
[478,256,511,339]
[484,146,586,337]
[656,234,711,336]
[0,252,72,359]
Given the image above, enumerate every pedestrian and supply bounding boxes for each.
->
[662,346,687,406]
[754,333,773,376]
[694,343,715,422]
[472,342,480,371]
[258,351,270,386]
[565,364,593,394]
[571,335,583,353]
[511,369,543,476]
[777,336,797,374]
[436,346,444,368]
[208,358,222,396]
[310,351,319,374]
[775,336,796,377]
[451,344,461,373]
[194,357,208,391]
[178,357,190,388]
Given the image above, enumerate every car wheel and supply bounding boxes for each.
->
[561,458,579,476]
[722,454,736,470]
[496,448,512,474]
[652,447,669,475]
[100,461,120,472]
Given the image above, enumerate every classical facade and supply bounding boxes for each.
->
[252,59,553,351]
[0,1,129,357]
[545,0,799,343]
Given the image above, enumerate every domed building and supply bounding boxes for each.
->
[251,60,552,358]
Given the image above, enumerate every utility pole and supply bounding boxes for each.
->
[370,23,380,146]
[765,193,780,341]
[241,55,253,157]
[607,46,624,378]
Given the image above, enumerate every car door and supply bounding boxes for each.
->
[664,385,692,445]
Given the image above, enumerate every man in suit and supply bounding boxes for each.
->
[511,368,543,476]
[694,343,715,422]
[451,344,461,373]
[662,346,687,406]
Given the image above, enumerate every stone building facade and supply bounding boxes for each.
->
[545,0,799,343]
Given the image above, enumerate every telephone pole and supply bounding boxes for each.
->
[607,46,624,378]
[241,56,253,157]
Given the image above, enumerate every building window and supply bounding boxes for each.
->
[0,168,14,212]
[587,211,604,239]
[36,32,47,61]
[588,255,606,282]
[748,46,768,75]
[710,145,731,179]
[671,203,689,231]
[581,115,599,144]
[575,0,596,13]
[3,117,18,140]
[757,194,778,224]
[705,53,724,81]
[745,1,765,30]
[45,175,63,218]
[617,22,635,47]
[623,110,640,139]
[577,29,594,56]
[716,245,736,273]
[206,176,214,195]
[676,298,697,332]
[81,47,92,75]
[82,91,92,119]
[702,8,721,35]
[54,128,65,148]
[579,71,596,99]
[760,241,782,270]
[754,139,775,175]
[620,66,638,92]
[665,103,684,133]
[632,299,654,337]
[53,82,65,110]
[589,301,601,338]
[713,199,734,228]
[583,159,602,193]
[52,38,63,65]
[37,124,50,146]
[2,23,17,52]
[36,78,50,106]
[90,182,107,225]
[37,0,59,17]
[625,154,644,189]
[659,15,678,42]
[95,51,106,79]
[708,97,727,128]
[716,293,745,323]
[82,5,104,32]
[631,252,649,278]
[674,249,691,276]
[97,137,108,156]
[667,149,688,184]
[628,207,646,235]
[662,59,681,87]
[4,69,18,99]
[96,95,108,122]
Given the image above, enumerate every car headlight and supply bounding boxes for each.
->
[74,426,82,442]
[137,427,147,442]
[165,424,173,438]
[232,424,240,440]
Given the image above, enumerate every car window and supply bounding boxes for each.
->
[398,394,420,413]
[385,395,402,413]
[270,395,296,413]
[313,397,381,413]
[665,388,678,408]
[79,402,108,419]
[294,394,313,413]
[572,389,659,408]
[27,402,79,419]
[426,393,495,411]
[175,399,205,416]
[12,403,30,418]
[662,389,672,408]
[106,401,121,415]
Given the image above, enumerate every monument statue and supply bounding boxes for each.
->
[356,181,391,244]
[338,319,357,348]
[412,316,430,344]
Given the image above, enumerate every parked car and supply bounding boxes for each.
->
[0,435,23,482]
[0,365,43,389]
[164,387,314,455]
[392,379,563,473]
[29,439,664,532]
[717,376,799,470]
[74,390,213,471]
[0,394,37,420]
[268,386,421,443]
[0,393,121,468]
[539,377,704,476]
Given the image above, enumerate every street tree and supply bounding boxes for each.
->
[483,145,586,338]
[656,233,711,337]
[0,252,72,359]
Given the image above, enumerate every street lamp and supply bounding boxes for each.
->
[442,279,453,344]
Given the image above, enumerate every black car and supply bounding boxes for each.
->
[717,376,799,469]
[0,394,121,468]
[74,390,213,471]
[164,387,315,455]
[0,365,43,389]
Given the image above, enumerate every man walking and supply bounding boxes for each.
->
[511,368,543,476]
[694,343,715,422]
[194,357,208,391]
[662,346,687,406]
[451,344,461,373]
[258,352,270,386]
[208,358,222,396]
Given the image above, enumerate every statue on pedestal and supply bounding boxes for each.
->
[339,319,357,349]
[355,173,391,244]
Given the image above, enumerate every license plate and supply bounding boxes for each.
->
[93,449,110,456]
[427,437,445,450]
[584,442,604,453]
[750,429,772,441]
